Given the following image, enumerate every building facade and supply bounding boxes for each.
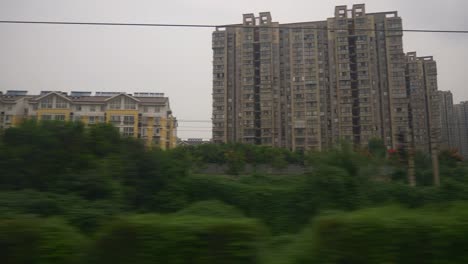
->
[405,53,441,154]
[0,91,178,149]
[454,102,468,158]
[437,91,456,149]
[213,4,435,152]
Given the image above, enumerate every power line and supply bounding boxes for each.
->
[177,126,211,129]
[178,120,211,123]
[0,20,215,28]
[177,130,212,132]
[1,20,468,34]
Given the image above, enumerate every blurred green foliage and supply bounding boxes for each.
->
[1,121,468,263]
[175,200,245,218]
[89,214,266,264]
[0,215,88,264]
[278,204,468,264]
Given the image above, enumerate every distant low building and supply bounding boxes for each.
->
[179,138,210,146]
[0,90,178,149]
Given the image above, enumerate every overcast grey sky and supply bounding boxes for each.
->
[1,0,467,140]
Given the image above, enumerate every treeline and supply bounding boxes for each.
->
[2,120,468,263]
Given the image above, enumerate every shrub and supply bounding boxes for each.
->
[91,214,266,264]
[288,204,468,264]
[175,200,245,218]
[0,215,88,264]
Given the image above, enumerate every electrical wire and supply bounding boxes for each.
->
[178,120,212,123]
[177,126,212,128]
[0,20,468,34]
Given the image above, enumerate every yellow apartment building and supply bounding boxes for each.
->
[0,90,178,149]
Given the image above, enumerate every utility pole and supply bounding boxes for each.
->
[431,128,440,186]
[429,92,441,186]
[407,102,416,187]
[407,130,416,187]
[408,147,416,186]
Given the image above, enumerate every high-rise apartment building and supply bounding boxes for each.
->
[280,16,330,151]
[454,102,468,158]
[328,5,408,149]
[437,91,456,149]
[213,4,421,151]
[213,13,283,147]
[0,90,178,149]
[405,53,441,153]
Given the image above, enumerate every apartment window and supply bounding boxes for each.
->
[40,98,53,109]
[90,105,96,112]
[154,107,161,113]
[361,88,370,94]
[55,115,65,121]
[244,94,253,100]
[213,49,224,55]
[100,105,105,111]
[123,116,135,125]
[357,53,367,58]
[89,116,96,124]
[243,86,254,92]
[109,99,121,110]
[341,107,351,113]
[110,115,121,125]
[360,80,370,86]
[56,98,68,109]
[340,80,351,86]
[154,117,161,125]
[123,127,134,137]
[337,37,347,43]
[143,106,148,113]
[295,111,305,118]
[356,35,367,41]
[124,97,136,110]
[339,63,349,70]
[76,105,82,111]
[356,44,368,50]
[32,105,38,110]
[355,17,367,25]
[42,114,52,121]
